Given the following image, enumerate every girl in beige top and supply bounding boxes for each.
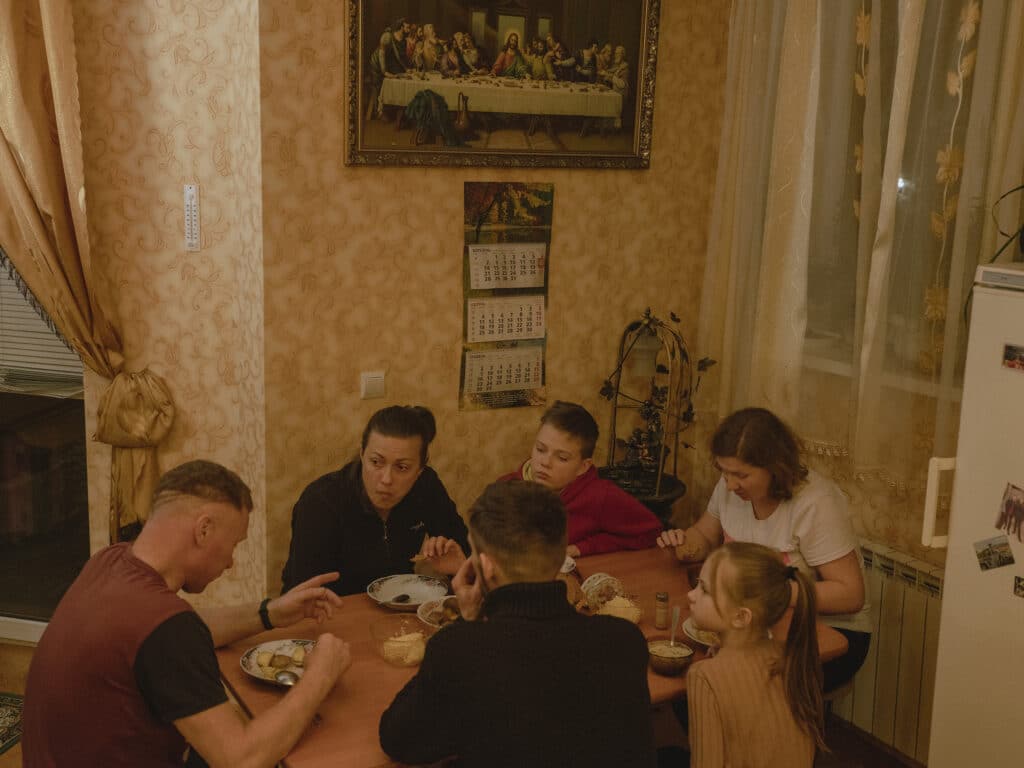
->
[686,542,826,767]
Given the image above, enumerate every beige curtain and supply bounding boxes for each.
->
[0,0,174,542]
[698,0,1024,559]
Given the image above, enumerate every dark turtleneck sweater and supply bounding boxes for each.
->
[379,580,656,768]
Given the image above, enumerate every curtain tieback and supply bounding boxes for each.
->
[94,369,175,542]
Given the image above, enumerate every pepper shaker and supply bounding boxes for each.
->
[654,592,669,630]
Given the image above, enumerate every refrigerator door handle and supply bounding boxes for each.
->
[922,456,955,548]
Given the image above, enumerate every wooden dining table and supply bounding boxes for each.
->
[215,546,849,768]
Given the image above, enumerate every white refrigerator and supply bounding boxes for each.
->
[923,262,1024,767]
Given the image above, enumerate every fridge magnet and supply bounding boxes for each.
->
[973,535,1016,571]
[996,483,1024,541]
[1002,343,1024,371]
[1014,576,1024,598]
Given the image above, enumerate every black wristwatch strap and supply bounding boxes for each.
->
[258,598,274,630]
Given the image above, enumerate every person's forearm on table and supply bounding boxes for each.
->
[176,665,338,768]
[196,603,269,648]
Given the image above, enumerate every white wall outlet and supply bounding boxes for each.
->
[360,370,386,399]
[184,184,200,252]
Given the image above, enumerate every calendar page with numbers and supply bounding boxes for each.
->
[468,243,547,290]
[461,345,545,395]
[466,296,546,343]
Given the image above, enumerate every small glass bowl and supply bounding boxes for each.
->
[648,639,694,676]
[370,614,434,667]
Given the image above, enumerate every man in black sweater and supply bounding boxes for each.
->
[379,480,657,767]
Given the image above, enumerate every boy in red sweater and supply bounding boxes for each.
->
[500,401,663,556]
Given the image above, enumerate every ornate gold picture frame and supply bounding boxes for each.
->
[346,0,661,169]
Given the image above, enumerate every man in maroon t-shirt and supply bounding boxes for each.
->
[23,460,351,768]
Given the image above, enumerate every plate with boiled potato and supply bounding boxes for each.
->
[240,639,315,687]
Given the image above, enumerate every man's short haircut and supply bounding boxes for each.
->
[152,460,253,514]
[539,400,599,459]
[469,480,566,581]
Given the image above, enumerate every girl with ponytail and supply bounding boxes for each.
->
[686,541,825,767]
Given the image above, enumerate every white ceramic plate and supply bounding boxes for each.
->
[683,617,720,647]
[367,574,449,611]
[240,639,315,687]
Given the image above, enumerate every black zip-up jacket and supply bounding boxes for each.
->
[280,460,468,596]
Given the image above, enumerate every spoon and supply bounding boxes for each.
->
[669,606,681,647]
[274,669,299,686]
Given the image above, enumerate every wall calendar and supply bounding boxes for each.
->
[460,182,553,411]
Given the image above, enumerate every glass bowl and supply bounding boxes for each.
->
[594,594,643,624]
[417,595,462,629]
[647,639,694,677]
[370,614,434,667]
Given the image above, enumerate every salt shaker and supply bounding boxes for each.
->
[654,592,669,630]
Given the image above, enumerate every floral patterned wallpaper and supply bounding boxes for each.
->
[73,1,266,606]
[260,1,732,593]
[63,0,730,603]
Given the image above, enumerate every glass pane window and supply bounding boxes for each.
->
[0,259,88,621]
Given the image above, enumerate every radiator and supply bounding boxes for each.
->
[829,540,944,765]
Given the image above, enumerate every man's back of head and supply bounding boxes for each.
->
[150,459,253,517]
[468,480,565,583]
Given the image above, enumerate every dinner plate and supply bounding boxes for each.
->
[367,574,449,611]
[240,638,315,687]
[683,617,720,648]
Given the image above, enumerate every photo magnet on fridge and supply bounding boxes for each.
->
[996,483,1024,541]
[1002,343,1024,371]
[973,535,1016,571]
[1014,577,1024,598]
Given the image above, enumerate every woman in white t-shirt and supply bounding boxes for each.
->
[657,407,871,691]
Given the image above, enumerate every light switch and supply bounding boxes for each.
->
[360,370,385,399]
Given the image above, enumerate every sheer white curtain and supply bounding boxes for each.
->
[698,0,1024,560]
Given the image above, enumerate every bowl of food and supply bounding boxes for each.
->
[417,596,462,629]
[647,639,695,677]
[683,617,720,648]
[370,614,433,667]
[595,595,643,624]
[579,572,626,611]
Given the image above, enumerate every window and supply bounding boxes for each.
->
[0,260,88,626]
